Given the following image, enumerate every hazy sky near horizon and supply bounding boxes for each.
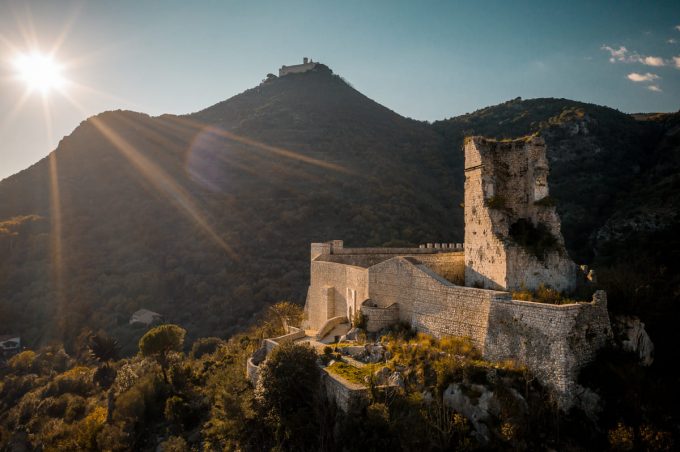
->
[1,0,679,181]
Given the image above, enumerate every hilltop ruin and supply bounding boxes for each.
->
[250,135,612,409]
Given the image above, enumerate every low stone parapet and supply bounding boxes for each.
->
[315,316,349,340]
[361,302,399,332]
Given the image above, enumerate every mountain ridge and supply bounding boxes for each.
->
[0,67,677,360]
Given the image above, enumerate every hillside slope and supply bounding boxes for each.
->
[0,65,677,356]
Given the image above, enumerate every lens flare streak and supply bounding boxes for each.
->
[89,116,238,260]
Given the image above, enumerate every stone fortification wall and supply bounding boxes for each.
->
[263,327,307,353]
[366,256,610,406]
[306,261,368,329]
[361,302,400,332]
[311,240,461,259]
[305,241,610,407]
[367,257,507,347]
[306,242,464,330]
[464,136,577,292]
[411,253,465,285]
[246,357,260,386]
[333,246,457,255]
[322,370,370,412]
[483,291,611,407]
[279,62,317,76]
[246,327,306,386]
[319,252,463,283]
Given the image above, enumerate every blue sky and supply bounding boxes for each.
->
[1,0,679,180]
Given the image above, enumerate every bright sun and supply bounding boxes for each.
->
[13,52,65,94]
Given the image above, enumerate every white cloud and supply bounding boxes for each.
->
[669,39,677,44]
[627,72,660,82]
[676,25,680,32]
[673,56,680,69]
[647,85,662,92]
[642,56,665,66]
[602,45,667,66]
[602,45,630,63]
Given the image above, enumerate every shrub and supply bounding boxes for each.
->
[33,345,72,375]
[139,324,186,383]
[44,394,69,418]
[88,332,120,363]
[190,337,224,359]
[0,374,42,406]
[8,350,36,374]
[93,364,117,390]
[255,343,320,450]
[353,310,367,329]
[113,373,167,425]
[64,395,87,423]
[164,395,190,427]
[43,366,94,398]
[485,195,506,209]
[114,385,146,423]
[158,435,188,452]
[608,422,634,451]
[511,284,579,305]
[509,218,559,260]
[533,195,556,207]
[95,423,130,451]
[639,424,674,450]
[326,361,373,385]
[168,363,191,391]
[72,406,107,450]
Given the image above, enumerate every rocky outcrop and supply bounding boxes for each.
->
[614,315,654,366]
[443,383,527,444]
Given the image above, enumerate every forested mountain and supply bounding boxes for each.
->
[0,64,678,359]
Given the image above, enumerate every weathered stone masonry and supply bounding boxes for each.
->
[464,136,578,292]
[300,136,612,409]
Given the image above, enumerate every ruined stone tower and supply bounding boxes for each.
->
[464,136,578,292]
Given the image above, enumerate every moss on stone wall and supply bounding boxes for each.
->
[326,361,374,385]
[508,219,559,260]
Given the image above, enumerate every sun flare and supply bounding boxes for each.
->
[13,52,66,94]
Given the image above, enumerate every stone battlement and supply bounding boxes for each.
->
[292,134,611,410]
[311,240,462,261]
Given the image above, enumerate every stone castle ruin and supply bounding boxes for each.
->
[252,135,612,409]
[464,136,578,292]
[279,57,317,77]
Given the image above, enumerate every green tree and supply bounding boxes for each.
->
[88,332,120,363]
[190,337,224,360]
[255,342,320,450]
[258,301,304,339]
[138,324,186,383]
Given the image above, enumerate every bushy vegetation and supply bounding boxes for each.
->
[511,283,582,305]
[0,70,678,449]
[0,302,301,451]
[484,195,506,209]
[508,218,559,259]
[1,71,675,358]
[326,361,375,385]
[0,316,677,450]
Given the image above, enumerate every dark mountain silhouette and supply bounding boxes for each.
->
[0,64,677,356]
